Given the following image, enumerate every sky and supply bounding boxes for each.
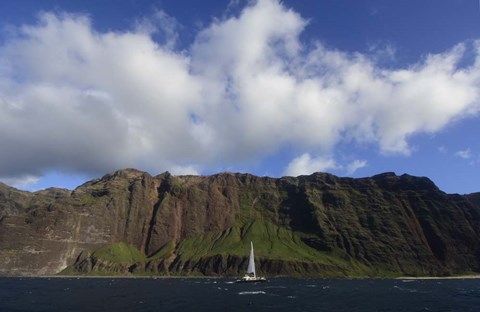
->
[0,0,479,194]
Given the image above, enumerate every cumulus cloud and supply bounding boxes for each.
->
[346,160,368,175]
[0,0,480,183]
[283,156,366,177]
[283,154,338,176]
[0,11,202,179]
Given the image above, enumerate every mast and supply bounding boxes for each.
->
[247,241,256,278]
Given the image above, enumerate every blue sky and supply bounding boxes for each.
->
[0,0,479,194]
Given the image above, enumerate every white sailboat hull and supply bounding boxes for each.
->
[235,275,267,283]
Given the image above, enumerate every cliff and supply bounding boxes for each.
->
[1,169,479,277]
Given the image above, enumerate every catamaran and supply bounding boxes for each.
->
[236,241,267,283]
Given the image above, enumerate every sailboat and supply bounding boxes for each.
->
[236,241,267,283]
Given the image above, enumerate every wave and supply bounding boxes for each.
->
[238,291,266,295]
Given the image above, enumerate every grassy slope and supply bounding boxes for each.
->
[174,220,325,261]
[89,220,377,277]
[93,242,146,263]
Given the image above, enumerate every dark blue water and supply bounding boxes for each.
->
[1,277,479,311]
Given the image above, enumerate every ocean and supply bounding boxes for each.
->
[0,277,479,311]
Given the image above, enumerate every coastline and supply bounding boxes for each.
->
[2,274,480,280]
[397,275,480,280]
[0,275,224,279]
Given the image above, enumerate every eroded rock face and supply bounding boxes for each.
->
[0,169,479,276]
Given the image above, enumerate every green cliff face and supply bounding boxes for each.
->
[1,169,479,277]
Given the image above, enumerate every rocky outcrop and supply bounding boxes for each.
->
[0,169,479,277]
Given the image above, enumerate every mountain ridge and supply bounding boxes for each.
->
[1,169,479,277]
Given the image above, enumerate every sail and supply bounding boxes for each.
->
[246,241,256,278]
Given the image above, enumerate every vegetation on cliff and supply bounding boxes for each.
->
[1,169,479,277]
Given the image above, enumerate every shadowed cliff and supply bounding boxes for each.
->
[1,169,479,277]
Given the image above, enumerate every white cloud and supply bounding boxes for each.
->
[455,148,472,159]
[135,9,182,49]
[170,165,200,176]
[0,0,480,183]
[346,160,367,175]
[0,12,202,178]
[0,175,40,188]
[283,153,338,176]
